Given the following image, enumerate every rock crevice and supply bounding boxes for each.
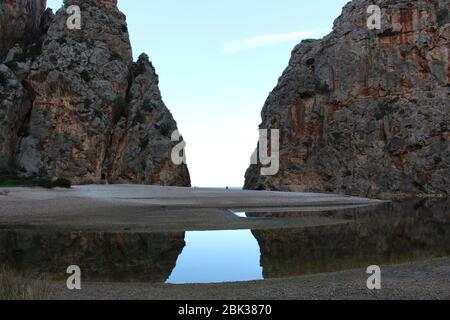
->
[0,0,190,186]
[245,0,449,199]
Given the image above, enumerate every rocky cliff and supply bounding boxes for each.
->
[245,0,449,199]
[0,0,47,59]
[0,0,190,186]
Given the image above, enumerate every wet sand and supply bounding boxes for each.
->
[49,257,450,300]
[0,185,384,232]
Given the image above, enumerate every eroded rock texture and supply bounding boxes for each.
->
[245,0,449,199]
[0,0,47,59]
[0,0,190,186]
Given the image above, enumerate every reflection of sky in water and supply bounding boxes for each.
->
[1,201,447,284]
[167,230,262,284]
[232,211,247,218]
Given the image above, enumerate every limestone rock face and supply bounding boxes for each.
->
[245,0,449,199]
[0,0,190,186]
[0,0,47,59]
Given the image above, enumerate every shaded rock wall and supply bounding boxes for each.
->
[245,0,449,199]
[0,0,47,59]
[0,0,190,186]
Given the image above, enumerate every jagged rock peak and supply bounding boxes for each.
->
[244,0,449,200]
[0,0,191,186]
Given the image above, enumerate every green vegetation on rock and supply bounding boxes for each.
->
[0,171,72,189]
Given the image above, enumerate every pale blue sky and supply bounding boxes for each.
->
[47,0,349,187]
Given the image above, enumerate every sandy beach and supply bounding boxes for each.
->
[0,185,384,232]
[49,257,450,300]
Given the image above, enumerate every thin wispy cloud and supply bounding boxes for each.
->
[222,30,318,54]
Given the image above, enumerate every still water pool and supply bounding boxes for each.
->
[0,200,448,284]
[167,230,263,284]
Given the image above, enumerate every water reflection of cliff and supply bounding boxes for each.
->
[250,200,450,279]
[0,230,185,282]
[0,200,448,283]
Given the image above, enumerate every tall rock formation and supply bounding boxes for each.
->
[0,0,47,59]
[245,0,449,199]
[0,0,190,186]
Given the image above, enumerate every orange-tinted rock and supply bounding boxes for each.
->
[0,0,47,59]
[1,0,190,186]
[245,0,449,199]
